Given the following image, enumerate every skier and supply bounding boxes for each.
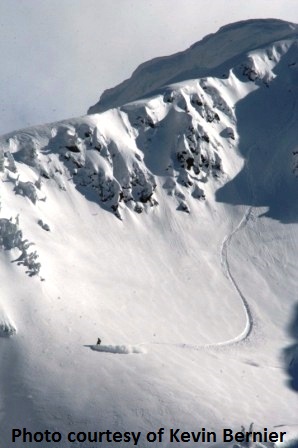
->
[97,338,101,345]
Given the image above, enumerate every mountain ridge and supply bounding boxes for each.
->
[88,18,298,114]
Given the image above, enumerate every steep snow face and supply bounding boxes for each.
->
[88,19,298,114]
[2,31,296,223]
[0,19,298,448]
[0,80,236,222]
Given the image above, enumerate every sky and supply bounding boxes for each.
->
[0,0,297,135]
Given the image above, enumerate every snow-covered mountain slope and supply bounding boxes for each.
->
[0,19,298,448]
[88,18,298,113]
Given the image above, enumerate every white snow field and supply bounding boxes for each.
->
[0,18,298,448]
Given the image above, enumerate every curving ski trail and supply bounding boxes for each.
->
[152,147,257,353]
[155,201,255,352]
[207,145,257,348]
[91,149,257,355]
[217,205,255,345]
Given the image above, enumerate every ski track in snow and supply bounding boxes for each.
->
[152,205,255,354]
[90,344,146,354]
[90,199,256,356]
[90,199,255,357]
[162,149,257,353]
[217,205,254,345]
[193,147,257,350]
[217,142,257,346]
[92,151,257,356]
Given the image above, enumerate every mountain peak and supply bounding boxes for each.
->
[88,18,298,114]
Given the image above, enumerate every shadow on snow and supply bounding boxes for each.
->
[216,43,298,223]
[283,302,298,393]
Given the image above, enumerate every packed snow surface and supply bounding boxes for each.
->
[0,18,298,448]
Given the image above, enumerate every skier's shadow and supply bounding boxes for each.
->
[283,303,298,392]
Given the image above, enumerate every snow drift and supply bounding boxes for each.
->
[90,344,146,354]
